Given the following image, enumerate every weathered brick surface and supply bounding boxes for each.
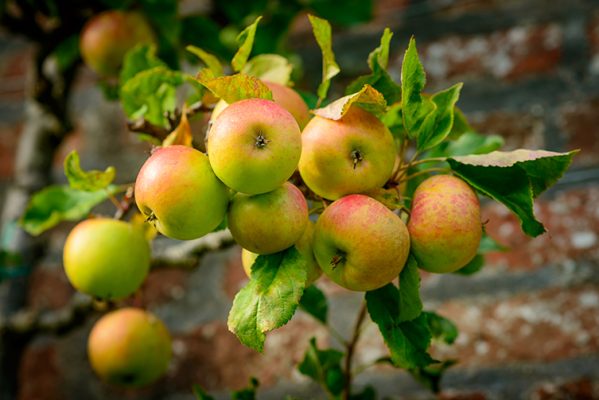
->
[412,24,563,83]
[3,0,599,399]
[18,338,64,400]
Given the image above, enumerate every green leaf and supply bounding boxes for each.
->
[19,185,121,236]
[120,44,166,85]
[350,385,377,400]
[366,285,435,369]
[120,66,184,127]
[448,149,578,237]
[242,54,293,86]
[454,233,507,275]
[181,16,230,60]
[381,103,406,140]
[447,108,472,140]
[297,337,344,396]
[140,0,180,69]
[401,37,436,140]
[196,71,273,104]
[232,377,259,400]
[53,35,80,72]
[369,27,392,70]
[313,84,386,120]
[308,14,340,104]
[299,285,328,324]
[417,83,463,152]
[309,0,373,26]
[454,254,484,275]
[228,247,306,351]
[346,28,400,104]
[424,311,458,344]
[444,131,505,156]
[232,16,262,72]
[408,360,457,394]
[399,256,422,322]
[192,384,215,400]
[186,45,223,77]
[63,151,115,192]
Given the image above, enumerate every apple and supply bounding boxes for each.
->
[88,308,171,387]
[408,174,482,273]
[80,10,155,76]
[241,221,322,285]
[228,182,308,254]
[207,98,302,195]
[298,106,396,200]
[135,145,229,240]
[313,194,410,291]
[63,218,150,300]
[210,81,310,129]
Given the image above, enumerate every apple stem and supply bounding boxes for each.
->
[343,301,367,400]
[330,253,345,269]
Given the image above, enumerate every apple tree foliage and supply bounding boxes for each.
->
[18,9,577,400]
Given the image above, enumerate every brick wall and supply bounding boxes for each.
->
[3,0,599,399]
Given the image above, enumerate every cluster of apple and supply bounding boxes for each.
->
[61,80,483,386]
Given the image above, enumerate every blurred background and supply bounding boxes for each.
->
[1,0,599,399]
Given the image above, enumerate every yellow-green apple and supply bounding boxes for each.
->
[63,218,150,299]
[313,194,410,291]
[210,81,310,129]
[80,11,155,76]
[207,99,302,194]
[408,174,482,273]
[135,145,229,240]
[88,308,171,387]
[229,182,308,254]
[298,106,396,200]
[241,221,322,284]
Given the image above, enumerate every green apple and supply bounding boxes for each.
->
[313,194,410,291]
[408,174,482,273]
[241,221,322,284]
[210,81,310,129]
[207,98,302,195]
[88,308,171,387]
[63,218,150,300]
[229,182,308,254]
[135,145,229,240]
[80,11,155,76]
[299,105,396,200]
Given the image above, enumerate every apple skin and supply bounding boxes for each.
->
[135,145,229,240]
[313,194,410,291]
[80,11,155,76]
[211,81,310,129]
[298,106,396,200]
[63,218,150,300]
[207,98,302,195]
[88,308,171,387]
[229,182,308,254]
[408,174,482,273]
[241,221,322,285]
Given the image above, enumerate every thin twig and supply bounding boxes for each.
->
[405,167,449,181]
[343,301,368,400]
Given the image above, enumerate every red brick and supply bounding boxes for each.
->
[587,11,599,74]
[222,246,248,300]
[482,187,599,271]
[439,391,487,400]
[532,377,599,400]
[168,316,328,391]
[558,98,599,168]
[137,268,190,307]
[0,123,22,179]
[26,265,74,311]
[468,110,545,150]
[431,285,599,365]
[18,340,64,400]
[412,24,563,83]
[0,46,31,101]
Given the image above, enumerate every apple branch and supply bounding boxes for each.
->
[343,301,368,400]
